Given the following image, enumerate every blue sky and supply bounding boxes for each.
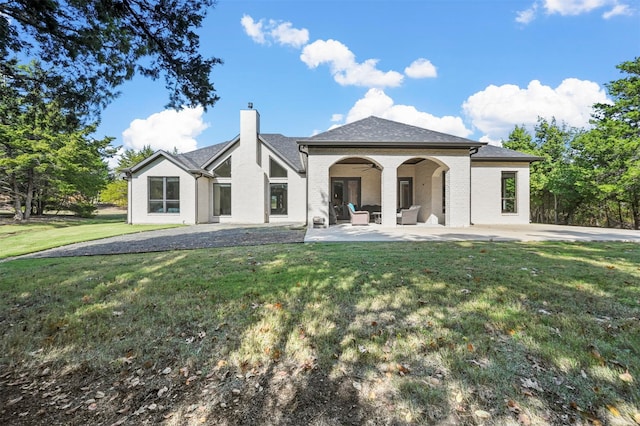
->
[97,0,639,162]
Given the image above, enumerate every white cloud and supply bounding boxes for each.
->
[462,78,609,141]
[240,15,265,44]
[603,3,632,18]
[341,88,473,138]
[330,113,343,122]
[517,0,633,22]
[270,21,309,47]
[516,5,538,24]
[300,39,404,88]
[405,58,438,79]
[122,106,209,153]
[241,15,309,48]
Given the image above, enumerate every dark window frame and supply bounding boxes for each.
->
[501,171,517,213]
[148,177,180,213]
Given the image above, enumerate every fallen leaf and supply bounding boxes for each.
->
[606,405,621,417]
[619,371,633,383]
[475,409,491,419]
[520,377,543,392]
[161,367,171,375]
[467,343,475,352]
[397,364,410,376]
[506,399,521,413]
[518,413,531,425]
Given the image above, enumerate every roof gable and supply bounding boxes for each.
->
[260,134,306,172]
[304,116,483,147]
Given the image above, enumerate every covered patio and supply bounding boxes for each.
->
[328,156,448,225]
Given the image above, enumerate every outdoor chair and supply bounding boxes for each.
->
[347,203,370,225]
[397,205,421,225]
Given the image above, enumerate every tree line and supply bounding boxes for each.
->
[503,58,639,229]
[1,0,221,219]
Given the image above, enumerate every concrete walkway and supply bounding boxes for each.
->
[304,223,640,243]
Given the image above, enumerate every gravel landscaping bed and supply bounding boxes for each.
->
[17,224,307,259]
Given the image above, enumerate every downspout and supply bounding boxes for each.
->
[194,172,203,224]
[123,171,132,224]
[469,147,479,226]
[298,144,310,226]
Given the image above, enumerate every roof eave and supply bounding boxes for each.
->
[299,140,485,148]
[472,156,542,162]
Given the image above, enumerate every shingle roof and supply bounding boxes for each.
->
[133,116,537,174]
[175,140,234,169]
[472,144,541,162]
[260,134,307,172]
[304,116,483,147]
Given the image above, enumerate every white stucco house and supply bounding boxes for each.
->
[124,107,539,228]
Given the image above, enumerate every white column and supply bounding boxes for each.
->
[381,164,397,227]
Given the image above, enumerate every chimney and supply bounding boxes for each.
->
[233,105,264,222]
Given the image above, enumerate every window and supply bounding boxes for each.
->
[270,183,288,215]
[501,172,517,213]
[214,157,231,177]
[270,158,287,178]
[442,171,446,214]
[148,177,180,213]
[397,177,413,210]
[213,183,231,216]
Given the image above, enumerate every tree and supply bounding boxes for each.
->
[577,58,640,229]
[0,62,113,219]
[100,146,154,207]
[1,0,222,118]
[504,119,582,224]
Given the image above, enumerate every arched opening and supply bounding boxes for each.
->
[329,157,382,222]
[397,157,449,225]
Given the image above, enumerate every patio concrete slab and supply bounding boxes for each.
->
[304,223,640,243]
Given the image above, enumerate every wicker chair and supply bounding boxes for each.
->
[397,205,421,225]
[347,203,370,225]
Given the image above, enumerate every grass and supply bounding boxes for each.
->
[0,213,179,258]
[0,241,639,424]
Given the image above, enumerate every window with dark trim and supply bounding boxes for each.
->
[270,183,288,215]
[501,172,517,213]
[214,157,231,177]
[442,171,446,214]
[270,158,287,178]
[213,183,231,216]
[148,177,180,213]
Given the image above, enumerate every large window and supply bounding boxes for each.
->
[501,172,517,213]
[270,158,287,178]
[214,157,231,177]
[270,183,288,215]
[148,177,180,213]
[213,183,231,216]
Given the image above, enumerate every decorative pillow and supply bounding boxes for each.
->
[348,203,355,212]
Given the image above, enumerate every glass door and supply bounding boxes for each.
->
[331,177,361,220]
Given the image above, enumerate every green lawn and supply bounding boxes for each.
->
[0,214,179,258]
[1,241,638,424]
